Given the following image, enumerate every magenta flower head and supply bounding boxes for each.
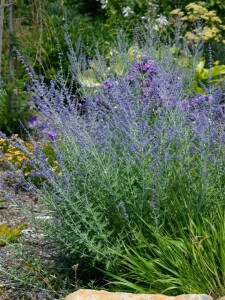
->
[47,130,58,140]
[143,86,153,97]
[103,80,113,89]
[41,123,58,140]
[142,59,156,73]
[132,61,142,73]
[181,99,189,111]
[191,95,206,107]
[131,57,157,75]
[28,116,40,129]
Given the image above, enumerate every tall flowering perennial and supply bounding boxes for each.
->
[2,42,225,295]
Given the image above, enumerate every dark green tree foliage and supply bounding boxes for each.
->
[62,0,103,16]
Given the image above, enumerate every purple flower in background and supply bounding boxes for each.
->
[144,77,154,86]
[131,58,157,76]
[191,95,206,106]
[128,74,134,83]
[181,99,189,111]
[103,79,113,89]
[143,86,153,97]
[129,58,158,96]
[40,123,58,140]
[142,59,156,73]
[142,61,152,72]
[77,102,83,109]
[47,130,57,140]
[41,123,47,131]
[28,116,40,129]
[132,61,141,73]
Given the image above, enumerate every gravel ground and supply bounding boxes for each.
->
[0,165,57,300]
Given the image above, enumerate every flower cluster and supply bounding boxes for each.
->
[170,2,225,44]
[128,56,159,101]
[0,136,33,172]
[94,54,183,118]
[181,92,225,124]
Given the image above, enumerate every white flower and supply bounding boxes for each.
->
[122,6,134,17]
[156,15,169,28]
[97,0,108,9]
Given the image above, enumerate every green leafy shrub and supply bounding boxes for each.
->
[149,0,225,16]
[0,84,31,136]
[12,0,110,80]
[204,0,225,13]
[194,58,225,93]
[97,0,162,37]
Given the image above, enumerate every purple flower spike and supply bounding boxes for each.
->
[181,99,189,111]
[103,80,113,89]
[47,130,57,140]
[132,62,141,73]
[128,75,134,82]
[191,95,206,106]
[142,59,154,72]
[143,87,153,96]
[41,123,47,131]
[28,116,40,129]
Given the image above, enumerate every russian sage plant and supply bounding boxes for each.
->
[1,28,225,292]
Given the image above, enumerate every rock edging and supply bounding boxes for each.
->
[64,290,214,300]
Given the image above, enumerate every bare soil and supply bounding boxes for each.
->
[0,164,56,300]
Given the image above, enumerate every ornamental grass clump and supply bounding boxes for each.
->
[108,201,225,298]
[1,28,225,295]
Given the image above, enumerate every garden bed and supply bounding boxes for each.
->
[0,166,58,300]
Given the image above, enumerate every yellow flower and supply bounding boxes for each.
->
[185,32,198,42]
[170,8,181,15]
[4,154,13,160]
[17,157,25,162]
[14,150,22,155]
[201,26,220,41]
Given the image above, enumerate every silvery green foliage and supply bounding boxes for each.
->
[2,30,225,272]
